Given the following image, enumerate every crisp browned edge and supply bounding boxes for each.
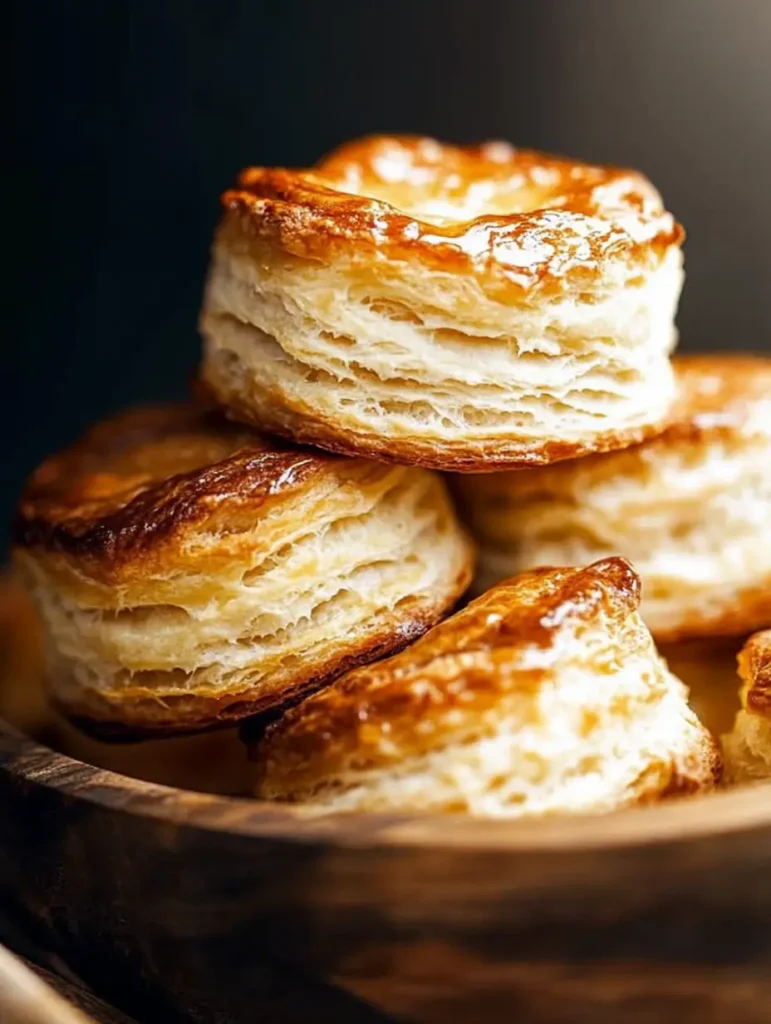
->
[252,557,643,783]
[0,717,769,851]
[204,381,675,473]
[55,592,463,742]
[11,401,475,737]
[220,135,684,286]
[45,533,474,739]
[11,409,339,571]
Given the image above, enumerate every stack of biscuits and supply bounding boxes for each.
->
[12,136,770,815]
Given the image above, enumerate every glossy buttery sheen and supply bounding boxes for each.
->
[13,406,473,737]
[256,558,720,816]
[200,135,684,470]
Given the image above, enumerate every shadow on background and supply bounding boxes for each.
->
[7,0,770,534]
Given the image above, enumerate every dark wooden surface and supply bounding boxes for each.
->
[2,720,771,1024]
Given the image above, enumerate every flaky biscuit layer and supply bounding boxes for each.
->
[256,558,719,816]
[454,355,771,641]
[201,135,683,470]
[14,407,473,737]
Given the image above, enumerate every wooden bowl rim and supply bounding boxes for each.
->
[2,717,770,853]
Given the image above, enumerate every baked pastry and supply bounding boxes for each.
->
[200,134,684,471]
[13,406,473,738]
[723,630,771,782]
[0,579,256,793]
[255,558,720,815]
[454,355,771,641]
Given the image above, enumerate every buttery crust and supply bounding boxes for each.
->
[256,558,720,816]
[200,134,684,471]
[223,136,681,292]
[0,576,259,793]
[454,354,771,642]
[722,631,771,782]
[13,406,474,738]
[14,406,337,582]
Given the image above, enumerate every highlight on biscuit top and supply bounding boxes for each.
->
[723,630,771,783]
[12,405,474,739]
[453,354,771,644]
[254,557,720,816]
[199,134,684,472]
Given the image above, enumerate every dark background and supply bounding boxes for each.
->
[7,0,771,532]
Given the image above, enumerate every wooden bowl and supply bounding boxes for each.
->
[2,719,771,1024]
[1,580,771,1022]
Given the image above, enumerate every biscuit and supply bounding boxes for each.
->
[200,135,683,471]
[0,578,256,793]
[723,630,771,782]
[255,558,719,816]
[13,406,473,738]
[454,355,771,641]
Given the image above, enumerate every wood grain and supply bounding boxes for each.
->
[1,720,771,1023]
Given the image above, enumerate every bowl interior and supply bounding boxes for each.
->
[2,717,771,854]
[2,574,770,854]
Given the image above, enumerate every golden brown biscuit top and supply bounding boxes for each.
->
[256,557,640,789]
[664,354,771,444]
[219,135,682,297]
[14,405,357,567]
[740,630,771,718]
